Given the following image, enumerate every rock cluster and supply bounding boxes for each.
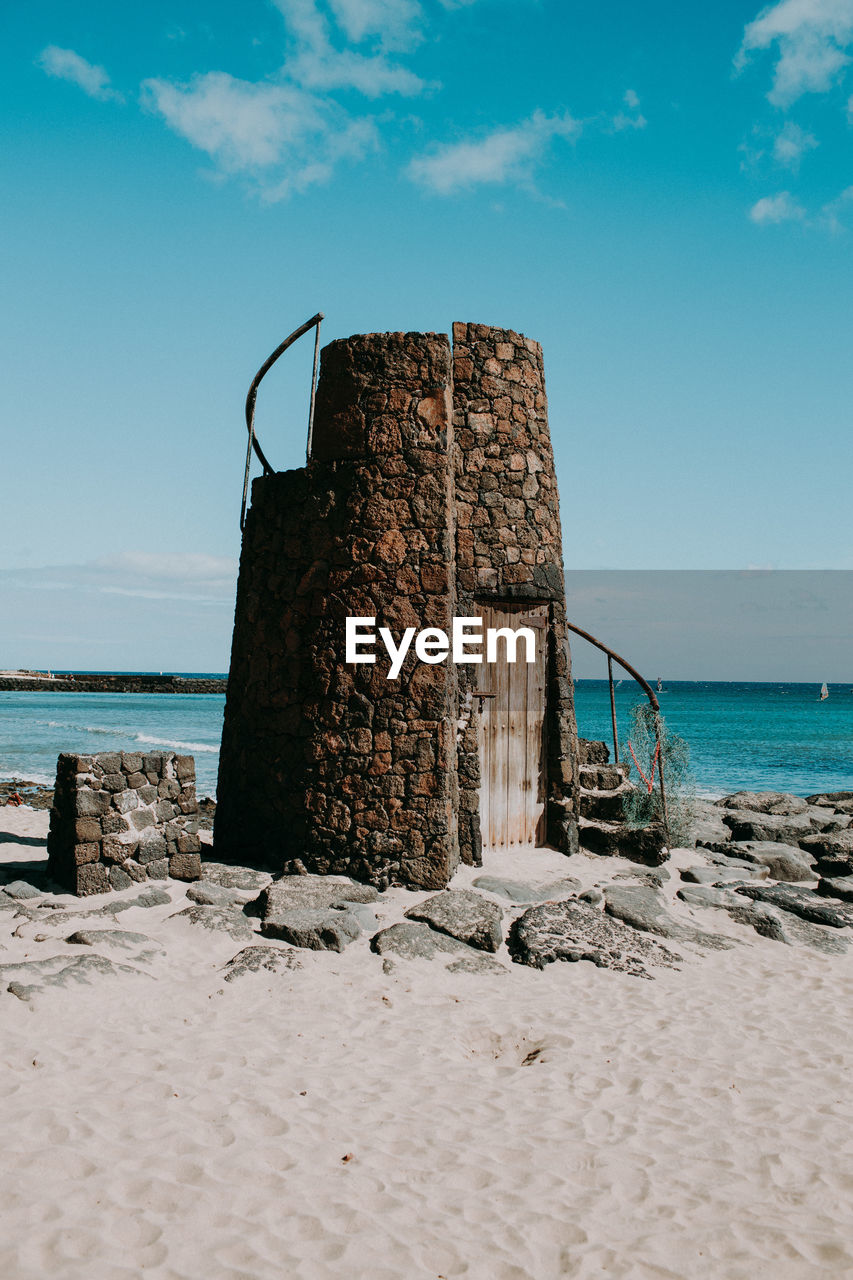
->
[47,751,203,895]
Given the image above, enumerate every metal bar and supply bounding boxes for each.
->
[240,311,324,531]
[608,654,619,765]
[563,620,660,712]
[306,316,322,462]
[566,618,671,847]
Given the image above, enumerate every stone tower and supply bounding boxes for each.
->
[214,323,579,889]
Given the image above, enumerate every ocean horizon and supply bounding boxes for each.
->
[0,677,849,801]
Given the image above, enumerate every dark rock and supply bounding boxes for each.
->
[578,817,668,865]
[255,876,379,919]
[799,829,853,862]
[170,905,254,940]
[2,953,149,1001]
[76,863,111,897]
[806,791,853,806]
[221,945,302,981]
[578,887,604,906]
[716,791,809,816]
[679,865,768,884]
[720,809,815,846]
[186,880,246,908]
[471,875,580,904]
[734,882,853,928]
[604,884,734,949]
[200,862,271,892]
[133,888,171,908]
[370,921,476,961]
[688,800,731,847]
[146,858,169,881]
[405,889,503,952]
[818,877,853,903]
[260,906,361,951]
[722,841,815,882]
[109,865,134,892]
[66,928,162,958]
[169,853,202,881]
[3,880,42,900]
[508,899,681,978]
[446,955,507,975]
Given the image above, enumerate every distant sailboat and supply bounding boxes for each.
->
[819,682,829,701]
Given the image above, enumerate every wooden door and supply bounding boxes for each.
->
[477,603,547,849]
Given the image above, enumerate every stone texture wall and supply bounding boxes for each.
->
[215,332,459,890]
[215,321,579,888]
[48,751,203,895]
[452,323,578,855]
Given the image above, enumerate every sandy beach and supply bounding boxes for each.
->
[1,802,852,1280]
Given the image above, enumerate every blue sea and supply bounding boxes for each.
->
[0,680,850,799]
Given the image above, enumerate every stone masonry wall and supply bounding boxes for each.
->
[451,322,579,855]
[215,332,459,890]
[48,751,203,895]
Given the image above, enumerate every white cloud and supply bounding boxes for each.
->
[820,181,853,227]
[407,109,581,194]
[772,118,819,163]
[275,0,427,94]
[0,553,238,604]
[327,0,424,50]
[37,45,123,102]
[141,73,327,171]
[749,189,807,221]
[736,0,853,106]
[613,88,647,131]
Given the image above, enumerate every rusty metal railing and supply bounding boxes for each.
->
[566,621,670,845]
[240,312,324,529]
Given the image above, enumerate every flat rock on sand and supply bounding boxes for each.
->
[726,841,816,882]
[186,880,247,908]
[221,945,303,982]
[255,875,379,917]
[261,906,361,952]
[1,952,150,1002]
[405,889,503,952]
[604,884,734,950]
[508,899,681,979]
[734,882,853,929]
[371,920,491,966]
[471,875,581,904]
[200,862,272,892]
[818,876,853,903]
[66,928,164,958]
[170,905,255,941]
[677,884,848,954]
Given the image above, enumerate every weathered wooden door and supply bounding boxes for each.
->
[477,603,547,849]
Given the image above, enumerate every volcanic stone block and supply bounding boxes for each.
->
[48,750,202,894]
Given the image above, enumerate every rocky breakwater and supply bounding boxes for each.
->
[0,673,226,694]
[48,751,203,895]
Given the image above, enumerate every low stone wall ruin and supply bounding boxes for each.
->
[47,751,203,895]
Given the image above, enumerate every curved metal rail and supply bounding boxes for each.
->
[565,620,670,844]
[240,312,324,529]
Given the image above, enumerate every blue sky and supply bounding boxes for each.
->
[1,0,852,670]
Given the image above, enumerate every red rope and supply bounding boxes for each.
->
[628,740,660,794]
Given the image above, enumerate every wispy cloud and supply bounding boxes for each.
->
[749,189,807,221]
[0,554,238,604]
[36,45,123,102]
[772,118,819,165]
[820,181,853,228]
[736,0,853,107]
[275,0,428,94]
[407,109,582,194]
[613,88,647,131]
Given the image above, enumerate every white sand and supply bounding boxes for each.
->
[2,804,853,1279]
